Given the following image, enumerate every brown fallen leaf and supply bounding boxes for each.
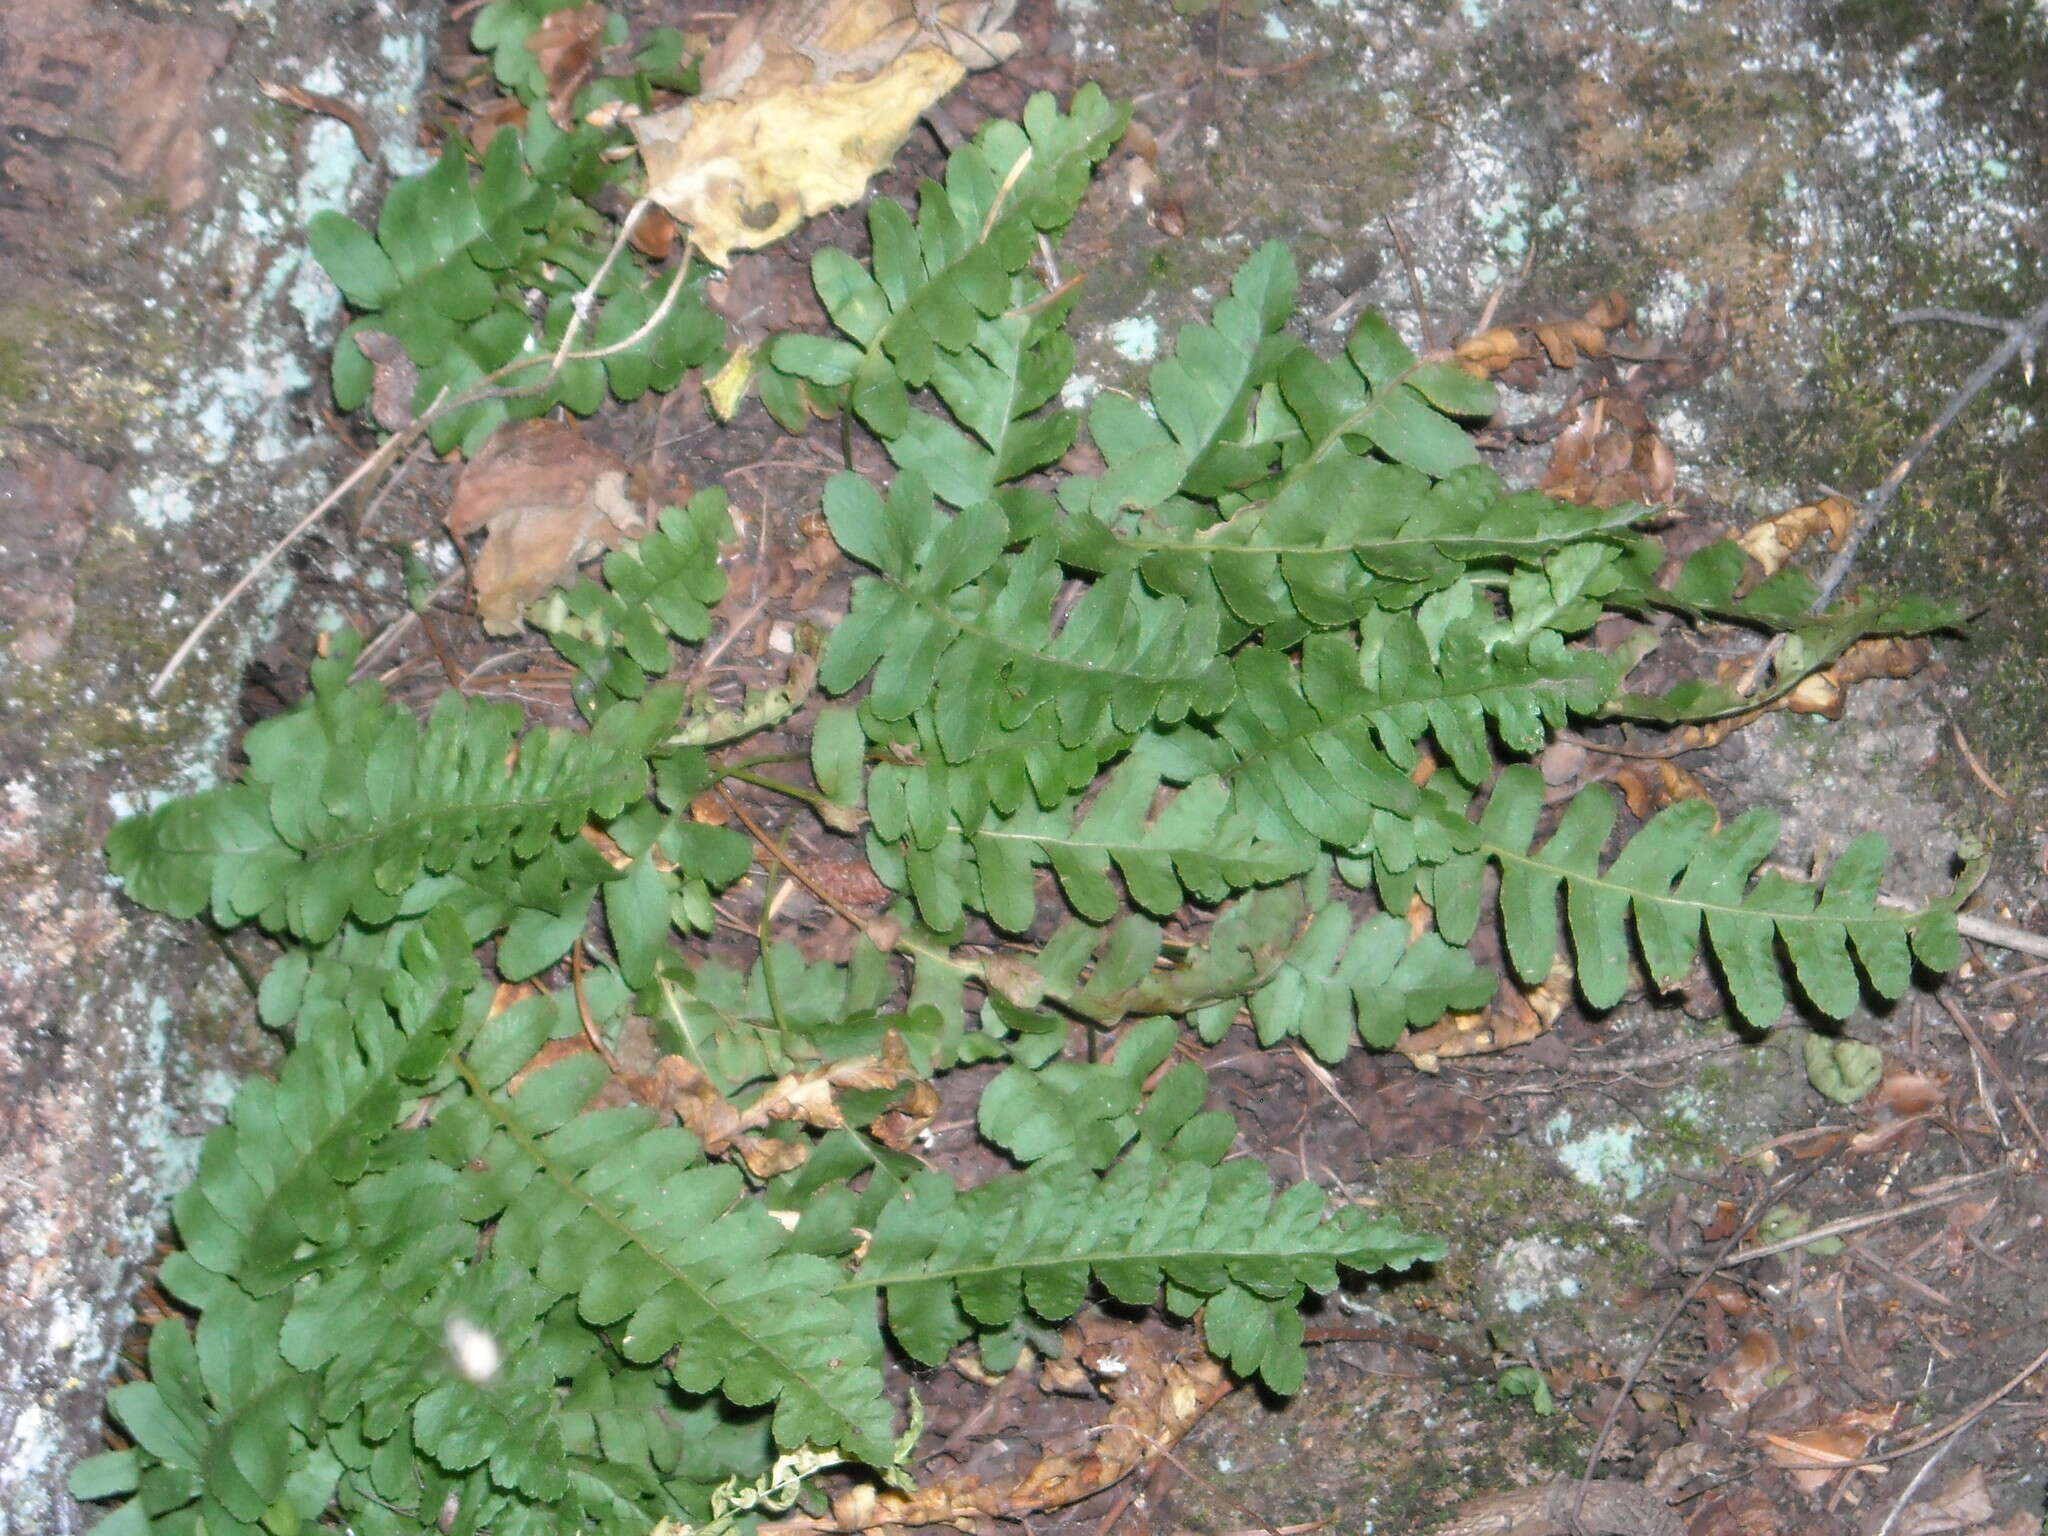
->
[446,419,646,635]
[1703,1327,1783,1411]
[1398,958,1573,1067]
[347,330,419,433]
[1760,1403,1897,1493]
[633,0,1019,266]
[1541,393,1676,508]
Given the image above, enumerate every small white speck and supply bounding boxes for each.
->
[443,1315,501,1382]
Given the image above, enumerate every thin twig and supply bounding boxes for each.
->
[1938,991,2048,1163]
[150,219,696,698]
[1383,214,1438,352]
[1871,1430,1964,1536]
[1812,293,2048,613]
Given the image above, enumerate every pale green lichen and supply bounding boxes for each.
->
[1109,314,1162,362]
[1542,1110,1652,1201]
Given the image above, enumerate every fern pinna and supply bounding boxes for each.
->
[89,86,1965,1535]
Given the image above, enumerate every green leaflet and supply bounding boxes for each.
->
[528,489,733,707]
[820,471,1233,759]
[873,750,1316,934]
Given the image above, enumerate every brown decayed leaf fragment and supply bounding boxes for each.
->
[1703,1326,1782,1410]
[632,1030,932,1176]
[526,3,610,128]
[446,419,646,635]
[1541,393,1676,509]
[633,0,1019,266]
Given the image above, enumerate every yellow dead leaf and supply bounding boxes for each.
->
[1733,495,1855,580]
[706,341,759,421]
[446,420,644,635]
[633,0,1019,266]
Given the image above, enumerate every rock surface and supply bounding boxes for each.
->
[0,0,432,1523]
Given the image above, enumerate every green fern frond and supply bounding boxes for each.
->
[447,1052,897,1464]
[316,126,720,453]
[173,911,479,1295]
[107,640,682,944]
[101,1271,319,1536]
[851,1139,1441,1395]
[1461,765,1960,1025]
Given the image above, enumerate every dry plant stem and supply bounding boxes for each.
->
[1952,912,2048,960]
[149,209,696,698]
[569,938,623,1074]
[1071,1424,1295,1536]
[1730,291,2048,699]
[1716,1186,1979,1266]
[1937,992,2048,1162]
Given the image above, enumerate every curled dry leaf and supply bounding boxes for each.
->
[1453,291,1632,377]
[633,0,1019,265]
[446,419,646,635]
[1398,956,1574,1067]
[1613,758,1715,820]
[1734,495,1856,580]
[1782,636,1932,719]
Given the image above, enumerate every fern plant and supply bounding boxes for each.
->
[312,1,718,452]
[89,88,1968,1535]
